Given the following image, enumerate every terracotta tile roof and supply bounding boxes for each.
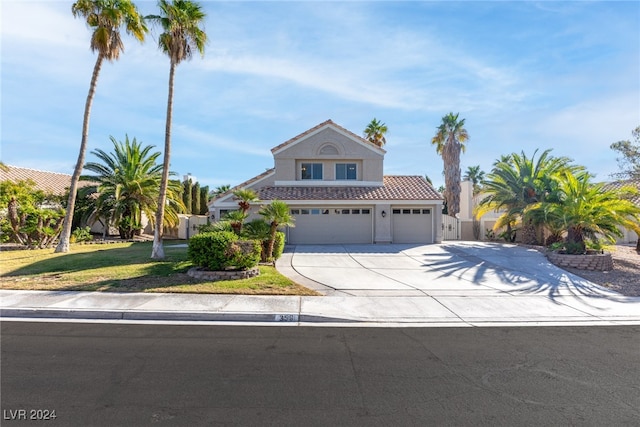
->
[270,119,384,154]
[0,165,90,195]
[603,179,640,206]
[211,168,276,202]
[256,176,442,202]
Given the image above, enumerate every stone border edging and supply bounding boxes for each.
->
[547,251,613,271]
[187,267,260,281]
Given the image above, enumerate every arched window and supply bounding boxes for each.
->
[319,144,339,155]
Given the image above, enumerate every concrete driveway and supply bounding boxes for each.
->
[279,241,623,299]
[272,242,640,324]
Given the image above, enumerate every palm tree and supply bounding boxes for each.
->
[224,188,259,235]
[363,118,388,147]
[258,200,295,260]
[431,113,469,217]
[476,149,581,244]
[222,210,247,235]
[211,185,231,198]
[527,171,640,253]
[148,0,207,259]
[56,0,147,253]
[80,135,185,239]
[463,165,485,195]
[243,219,272,262]
[233,189,259,215]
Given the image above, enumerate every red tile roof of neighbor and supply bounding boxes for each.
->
[603,179,640,206]
[0,165,79,195]
[256,176,442,201]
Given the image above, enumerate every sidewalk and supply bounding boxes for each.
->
[2,242,639,327]
[2,288,639,326]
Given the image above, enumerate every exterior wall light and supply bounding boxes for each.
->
[381,210,386,218]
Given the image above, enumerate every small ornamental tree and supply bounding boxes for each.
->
[258,200,294,260]
[0,180,65,248]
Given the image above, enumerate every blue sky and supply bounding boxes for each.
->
[2,1,639,191]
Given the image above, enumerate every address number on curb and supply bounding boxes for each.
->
[274,314,299,322]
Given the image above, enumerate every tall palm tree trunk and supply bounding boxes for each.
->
[267,223,278,260]
[56,54,104,253]
[443,136,461,217]
[152,61,176,259]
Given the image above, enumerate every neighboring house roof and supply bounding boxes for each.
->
[603,179,640,206]
[255,176,441,202]
[270,119,386,155]
[0,165,89,195]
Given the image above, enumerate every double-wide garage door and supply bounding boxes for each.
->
[288,206,373,244]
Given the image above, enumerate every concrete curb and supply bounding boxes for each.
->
[0,308,357,324]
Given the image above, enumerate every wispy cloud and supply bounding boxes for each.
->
[1,1,637,189]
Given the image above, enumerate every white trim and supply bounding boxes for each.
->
[271,122,386,156]
[210,170,276,207]
[260,200,442,206]
[274,180,383,187]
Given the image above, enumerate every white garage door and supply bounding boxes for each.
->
[288,207,373,244]
[392,207,433,243]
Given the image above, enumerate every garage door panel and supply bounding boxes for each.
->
[289,207,372,244]
[392,207,433,244]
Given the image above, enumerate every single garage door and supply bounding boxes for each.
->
[288,206,373,244]
[392,207,433,243]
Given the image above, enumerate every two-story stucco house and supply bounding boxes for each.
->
[210,120,444,244]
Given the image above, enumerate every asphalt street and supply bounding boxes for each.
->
[1,322,639,426]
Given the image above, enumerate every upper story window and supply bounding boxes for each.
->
[301,163,323,180]
[336,163,357,180]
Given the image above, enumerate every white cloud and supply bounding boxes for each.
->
[173,125,272,158]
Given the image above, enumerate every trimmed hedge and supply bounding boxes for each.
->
[188,231,260,271]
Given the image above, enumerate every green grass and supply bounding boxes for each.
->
[0,242,319,295]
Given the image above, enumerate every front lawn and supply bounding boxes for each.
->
[0,242,319,296]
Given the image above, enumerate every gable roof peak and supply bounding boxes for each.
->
[271,119,385,154]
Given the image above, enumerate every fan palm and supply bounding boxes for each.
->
[211,185,231,198]
[463,165,485,195]
[431,113,469,217]
[222,210,248,235]
[233,189,259,215]
[56,0,147,253]
[258,200,295,260]
[80,136,185,239]
[363,118,388,147]
[148,0,207,259]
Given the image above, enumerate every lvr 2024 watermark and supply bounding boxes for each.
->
[3,409,57,421]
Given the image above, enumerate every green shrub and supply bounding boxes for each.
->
[226,240,261,269]
[197,221,232,234]
[70,226,93,243]
[188,231,260,271]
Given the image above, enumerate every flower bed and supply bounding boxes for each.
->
[187,267,260,281]
[547,251,613,271]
